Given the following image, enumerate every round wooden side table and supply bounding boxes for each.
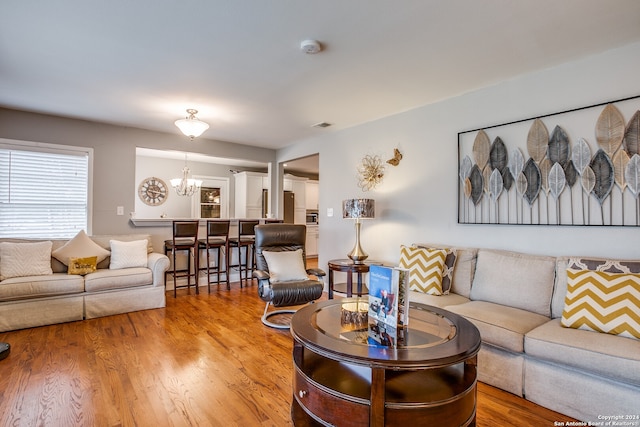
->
[327,259,382,299]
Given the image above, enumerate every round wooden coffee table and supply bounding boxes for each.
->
[290,299,481,427]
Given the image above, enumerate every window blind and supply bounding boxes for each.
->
[0,147,89,239]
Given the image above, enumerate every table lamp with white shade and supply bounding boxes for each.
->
[342,198,375,264]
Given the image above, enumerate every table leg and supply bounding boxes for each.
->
[356,272,363,296]
[370,368,385,426]
[328,269,334,299]
[346,270,353,297]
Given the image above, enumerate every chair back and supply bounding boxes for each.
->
[206,220,230,241]
[238,220,259,237]
[254,224,306,272]
[172,221,199,245]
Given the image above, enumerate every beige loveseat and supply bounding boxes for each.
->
[403,244,640,423]
[0,233,170,332]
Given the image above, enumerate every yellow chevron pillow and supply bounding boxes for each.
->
[399,246,447,295]
[561,268,640,340]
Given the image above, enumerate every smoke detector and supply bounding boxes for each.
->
[300,39,322,54]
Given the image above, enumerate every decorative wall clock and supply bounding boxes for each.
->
[138,177,168,206]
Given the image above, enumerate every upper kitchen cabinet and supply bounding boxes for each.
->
[234,171,267,218]
[305,180,318,210]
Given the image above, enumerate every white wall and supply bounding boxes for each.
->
[279,41,640,269]
[135,155,242,219]
[0,108,276,243]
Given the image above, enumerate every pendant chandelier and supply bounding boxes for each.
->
[174,109,209,140]
[170,153,202,197]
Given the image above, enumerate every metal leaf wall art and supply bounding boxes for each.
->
[624,111,640,156]
[458,95,640,226]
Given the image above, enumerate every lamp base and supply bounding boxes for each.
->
[347,252,369,264]
[348,219,368,264]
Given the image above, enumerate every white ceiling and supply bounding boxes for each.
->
[2,1,640,150]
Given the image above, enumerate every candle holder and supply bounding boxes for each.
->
[341,301,369,329]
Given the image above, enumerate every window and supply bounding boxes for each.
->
[191,177,229,219]
[0,140,91,238]
[200,186,221,218]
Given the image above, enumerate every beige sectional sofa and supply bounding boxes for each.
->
[0,233,170,332]
[406,243,640,423]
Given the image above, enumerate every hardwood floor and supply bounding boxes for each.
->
[0,277,575,426]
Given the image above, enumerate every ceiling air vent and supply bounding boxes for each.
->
[312,122,332,128]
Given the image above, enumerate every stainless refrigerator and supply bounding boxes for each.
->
[262,189,295,223]
[283,190,294,223]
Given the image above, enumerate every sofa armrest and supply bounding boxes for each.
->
[147,252,170,287]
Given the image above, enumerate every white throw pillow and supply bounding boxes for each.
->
[109,239,148,270]
[52,230,111,266]
[262,249,309,282]
[0,241,53,280]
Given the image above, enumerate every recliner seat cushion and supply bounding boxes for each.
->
[267,280,324,307]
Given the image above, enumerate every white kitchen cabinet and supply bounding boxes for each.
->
[305,225,319,257]
[305,180,318,210]
[284,175,308,224]
[234,171,266,218]
[292,180,306,210]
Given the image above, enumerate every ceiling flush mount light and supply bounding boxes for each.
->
[312,122,332,128]
[300,39,322,54]
[343,198,375,264]
[175,109,209,140]
[171,153,202,197]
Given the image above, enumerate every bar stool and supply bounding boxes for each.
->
[228,220,259,288]
[198,220,230,292]
[164,220,200,297]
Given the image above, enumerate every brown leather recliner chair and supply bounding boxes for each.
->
[253,224,325,328]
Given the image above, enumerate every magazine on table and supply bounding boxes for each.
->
[367,265,409,347]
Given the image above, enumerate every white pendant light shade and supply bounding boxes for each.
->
[175,109,209,140]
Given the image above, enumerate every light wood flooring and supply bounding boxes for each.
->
[0,271,576,426]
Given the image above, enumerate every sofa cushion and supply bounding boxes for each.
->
[0,240,53,281]
[408,290,470,309]
[552,258,570,318]
[68,256,98,275]
[526,318,640,386]
[411,245,457,294]
[109,239,148,270]
[470,249,556,317]
[414,243,477,298]
[445,301,550,353]
[553,256,640,318]
[561,268,640,340]
[90,234,153,269]
[84,267,152,292]
[52,230,110,266]
[0,273,84,301]
[399,246,447,295]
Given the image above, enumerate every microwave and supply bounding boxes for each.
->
[306,212,318,223]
